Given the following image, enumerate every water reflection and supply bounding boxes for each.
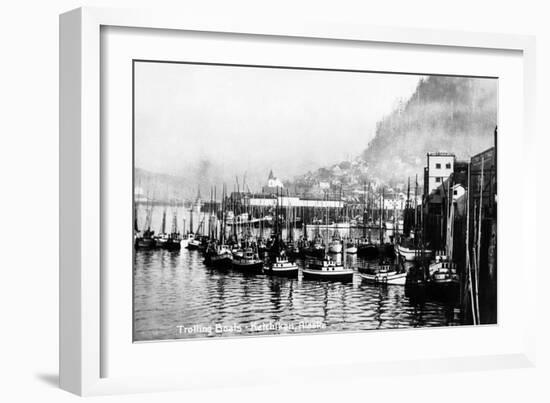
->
[133,248,459,341]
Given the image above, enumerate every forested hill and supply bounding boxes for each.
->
[362,76,497,182]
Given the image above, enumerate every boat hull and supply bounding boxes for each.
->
[426,280,460,301]
[302,268,354,282]
[396,244,432,261]
[134,238,156,250]
[360,272,407,285]
[302,247,325,258]
[266,265,299,277]
[161,240,181,251]
[357,244,378,259]
[210,255,233,269]
[186,241,201,250]
[232,260,264,273]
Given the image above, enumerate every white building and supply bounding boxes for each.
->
[426,152,455,194]
[452,184,466,201]
[267,170,284,188]
[246,195,343,209]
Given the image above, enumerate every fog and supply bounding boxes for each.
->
[134,62,422,192]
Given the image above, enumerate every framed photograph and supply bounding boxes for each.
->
[60,7,537,396]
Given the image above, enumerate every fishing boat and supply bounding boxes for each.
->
[359,262,407,285]
[427,183,460,298]
[345,240,357,254]
[155,209,169,247]
[428,255,459,285]
[303,197,353,282]
[396,242,432,261]
[134,197,156,250]
[134,228,156,250]
[328,236,343,254]
[266,252,298,277]
[302,236,325,258]
[186,233,201,250]
[232,247,264,273]
[156,232,182,250]
[378,242,395,258]
[206,244,233,268]
[162,234,181,250]
[303,256,354,281]
[285,242,301,258]
[357,239,378,259]
[157,208,182,250]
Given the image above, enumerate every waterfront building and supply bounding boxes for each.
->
[424,152,456,195]
[242,194,343,209]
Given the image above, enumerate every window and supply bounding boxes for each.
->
[435,163,441,169]
[446,163,452,169]
[435,177,441,183]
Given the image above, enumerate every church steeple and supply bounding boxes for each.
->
[268,169,274,180]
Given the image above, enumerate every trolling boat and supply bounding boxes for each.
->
[328,231,343,254]
[285,242,301,258]
[232,247,264,273]
[211,245,233,267]
[378,242,395,258]
[345,240,358,254]
[208,187,234,268]
[156,208,182,250]
[428,255,459,285]
[303,197,353,282]
[266,251,299,277]
[134,199,156,250]
[134,228,156,250]
[396,242,432,261]
[427,186,460,294]
[205,243,233,268]
[155,209,169,247]
[186,233,201,250]
[357,238,378,258]
[185,195,203,250]
[303,256,354,281]
[359,260,407,285]
[302,235,325,258]
[161,233,181,250]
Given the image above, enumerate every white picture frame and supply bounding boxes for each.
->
[60,6,537,396]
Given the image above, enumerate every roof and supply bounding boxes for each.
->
[427,152,455,157]
[471,147,495,161]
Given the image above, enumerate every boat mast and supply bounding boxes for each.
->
[171,202,178,235]
[465,162,477,325]
[325,191,329,256]
[475,156,484,322]
[378,187,384,245]
[134,203,139,233]
[414,174,418,230]
[161,208,167,235]
[363,181,367,239]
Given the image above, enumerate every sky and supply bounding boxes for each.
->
[134,61,423,191]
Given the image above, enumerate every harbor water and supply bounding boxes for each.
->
[134,248,460,341]
[134,205,462,341]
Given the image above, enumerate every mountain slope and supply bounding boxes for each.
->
[362,76,497,182]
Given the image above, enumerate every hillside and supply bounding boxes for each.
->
[361,76,497,182]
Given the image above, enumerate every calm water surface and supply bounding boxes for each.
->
[133,248,459,342]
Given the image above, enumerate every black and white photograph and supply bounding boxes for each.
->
[132,61,497,342]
